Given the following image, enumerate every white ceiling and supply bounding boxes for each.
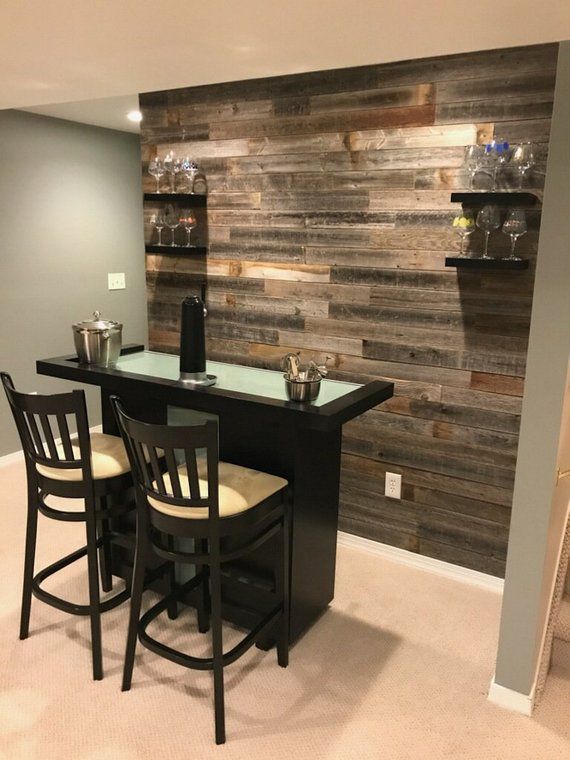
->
[22,95,141,133]
[2,0,569,123]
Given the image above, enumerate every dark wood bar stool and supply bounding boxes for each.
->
[111,395,290,745]
[1,372,138,680]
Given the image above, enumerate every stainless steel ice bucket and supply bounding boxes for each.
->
[284,375,322,403]
[72,311,122,366]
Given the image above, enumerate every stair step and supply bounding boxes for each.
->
[554,595,570,642]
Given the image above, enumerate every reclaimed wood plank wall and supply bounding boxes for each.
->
[140,42,558,576]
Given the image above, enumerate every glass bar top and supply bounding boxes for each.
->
[114,350,360,407]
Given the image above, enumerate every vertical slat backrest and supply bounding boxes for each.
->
[56,412,75,460]
[0,372,90,475]
[110,395,219,520]
[38,414,58,460]
[183,447,202,500]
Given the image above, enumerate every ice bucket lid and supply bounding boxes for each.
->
[72,311,122,333]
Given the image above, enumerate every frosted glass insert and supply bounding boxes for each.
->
[114,351,360,407]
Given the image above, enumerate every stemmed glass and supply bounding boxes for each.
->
[494,140,512,188]
[164,204,179,247]
[502,209,527,260]
[511,143,535,189]
[148,157,165,193]
[150,211,166,246]
[480,143,499,189]
[181,157,199,193]
[179,210,197,247]
[476,205,501,259]
[464,145,484,189]
[163,151,178,192]
[452,211,475,256]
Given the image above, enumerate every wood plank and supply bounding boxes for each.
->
[206,290,329,318]
[345,416,517,469]
[263,279,371,304]
[306,247,448,271]
[210,105,437,140]
[377,394,520,434]
[436,71,556,104]
[435,94,554,125]
[342,433,515,489]
[207,192,261,209]
[277,330,363,357]
[363,339,526,376]
[305,316,528,353]
[308,83,435,112]
[470,372,525,396]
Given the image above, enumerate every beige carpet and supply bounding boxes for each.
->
[0,459,569,760]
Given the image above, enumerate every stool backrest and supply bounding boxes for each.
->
[110,395,220,521]
[1,372,93,479]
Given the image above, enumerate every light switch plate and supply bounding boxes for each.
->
[108,272,126,290]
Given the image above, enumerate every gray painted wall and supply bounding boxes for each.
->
[0,110,147,456]
[494,41,570,697]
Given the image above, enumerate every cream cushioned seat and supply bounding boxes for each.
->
[147,460,288,520]
[35,432,131,482]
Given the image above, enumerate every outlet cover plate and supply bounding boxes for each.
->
[385,472,402,499]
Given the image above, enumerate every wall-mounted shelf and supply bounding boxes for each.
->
[445,257,529,270]
[145,244,207,255]
[143,193,207,206]
[450,192,538,206]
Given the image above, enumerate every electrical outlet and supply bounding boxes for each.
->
[108,272,126,290]
[385,472,402,499]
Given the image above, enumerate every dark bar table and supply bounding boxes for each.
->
[37,347,393,642]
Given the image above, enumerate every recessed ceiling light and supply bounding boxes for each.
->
[127,110,142,123]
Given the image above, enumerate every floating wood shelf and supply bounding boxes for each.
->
[143,193,207,206]
[445,257,529,270]
[145,244,207,254]
[450,192,539,206]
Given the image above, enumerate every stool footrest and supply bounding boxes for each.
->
[31,544,130,615]
[138,590,282,671]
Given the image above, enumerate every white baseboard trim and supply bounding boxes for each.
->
[337,531,504,593]
[0,425,103,469]
[488,677,534,716]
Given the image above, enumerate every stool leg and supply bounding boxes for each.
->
[20,479,39,640]
[210,559,225,745]
[276,506,290,668]
[166,536,178,621]
[98,496,113,593]
[197,538,210,634]
[122,525,148,691]
[85,499,103,681]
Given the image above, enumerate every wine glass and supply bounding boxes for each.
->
[511,143,535,189]
[452,211,475,256]
[179,210,197,246]
[464,145,484,190]
[181,157,198,193]
[150,211,165,246]
[163,151,176,192]
[480,143,500,189]
[502,209,527,260]
[494,139,512,188]
[164,204,179,247]
[172,155,183,192]
[148,157,165,193]
[476,205,501,259]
